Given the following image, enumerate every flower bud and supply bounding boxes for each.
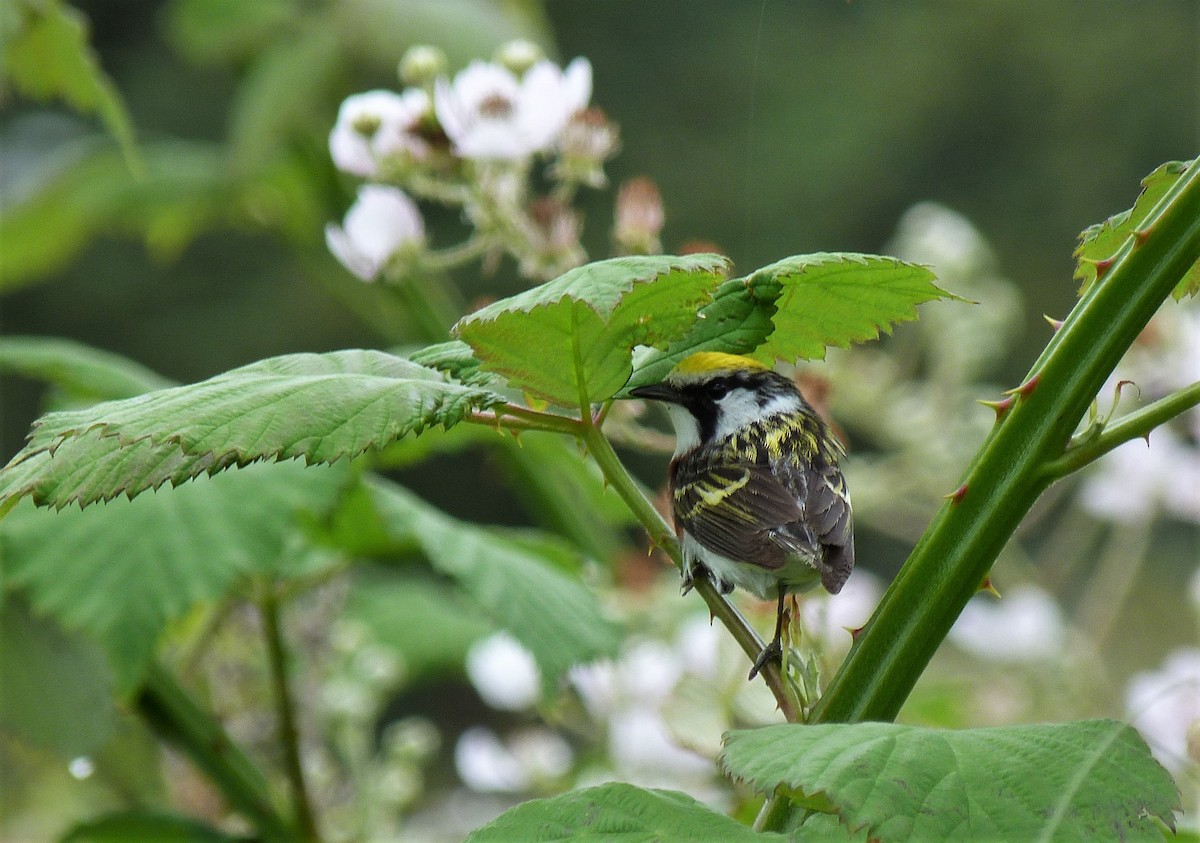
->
[494,39,544,75]
[613,177,664,255]
[399,44,447,86]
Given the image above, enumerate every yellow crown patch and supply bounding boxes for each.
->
[671,352,770,376]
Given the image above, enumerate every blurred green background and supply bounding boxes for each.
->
[2,1,1198,838]
[4,0,1196,456]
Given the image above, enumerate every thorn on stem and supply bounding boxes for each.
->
[847,625,866,642]
[1004,373,1041,401]
[1133,227,1151,245]
[1043,314,1064,332]
[978,576,1001,598]
[978,395,1016,422]
[944,483,969,506]
[1092,256,1116,281]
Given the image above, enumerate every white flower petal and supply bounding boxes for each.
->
[455,727,527,792]
[466,632,541,711]
[948,584,1065,663]
[1126,647,1200,774]
[329,90,414,177]
[561,57,593,113]
[327,186,424,281]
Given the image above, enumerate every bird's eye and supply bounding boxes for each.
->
[706,379,730,401]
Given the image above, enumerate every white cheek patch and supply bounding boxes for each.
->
[666,403,701,456]
[713,389,801,440]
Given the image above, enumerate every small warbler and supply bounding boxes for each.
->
[630,352,854,679]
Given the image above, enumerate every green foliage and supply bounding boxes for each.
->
[363,477,621,690]
[0,336,176,405]
[723,721,1181,841]
[453,254,731,407]
[61,810,245,842]
[1076,159,1200,300]
[1,0,142,174]
[0,462,346,691]
[465,782,787,843]
[0,596,115,756]
[626,254,948,392]
[0,350,503,508]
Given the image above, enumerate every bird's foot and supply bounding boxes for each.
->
[747,639,782,680]
[681,562,733,595]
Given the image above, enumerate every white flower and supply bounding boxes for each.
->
[329,88,430,177]
[465,632,540,711]
[608,708,711,778]
[1126,647,1200,774]
[325,185,424,281]
[454,726,572,793]
[801,569,883,653]
[434,58,591,161]
[1080,427,1200,524]
[454,726,526,792]
[948,584,1065,663]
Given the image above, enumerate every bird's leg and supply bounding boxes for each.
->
[748,585,787,680]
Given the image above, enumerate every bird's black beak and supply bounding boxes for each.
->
[629,383,683,404]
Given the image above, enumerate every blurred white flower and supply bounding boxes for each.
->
[1079,427,1200,525]
[329,88,431,178]
[68,757,94,780]
[675,615,721,682]
[325,185,424,281]
[454,726,573,793]
[801,569,883,653]
[466,632,540,711]
[616,640,682,705]
[1126,647,1200,774]
[891,201,996,278]
[608,708,711,778]
[455,726,526,792]
[949,584,1065,663]
[434,58,591,160]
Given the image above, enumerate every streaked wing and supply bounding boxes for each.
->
[671,459,803,571]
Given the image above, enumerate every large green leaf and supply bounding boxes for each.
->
[721,720,1180,841]
[453,254,730,408]
[1076,160,1200,300]
[365,477,621,690]
[0,595,115,756]
[465,782,785,842]
[747,253,951,362]
[0,461,346,691]
[625,253,949,392]
[0,336,175,404]
[2,0,142,175]
[0,350,503,509]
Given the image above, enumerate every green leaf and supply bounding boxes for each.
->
[623,273,781,394]
[0,350,503,509]
[466,782,783,842]
[0,462,346,691]
[365,477,621,689]
[453,254,730,408]
[625,253,950,392]
[747,253,952,362]
[61,810,246,842]
[2,0,143,175]
[1076,160,1200,300]
[407,340,503,388]
[721,720,1181,842]
[0,594,115,756]
[0,336,175,404]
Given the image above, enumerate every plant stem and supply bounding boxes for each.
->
[578,418,799,722]
[136,663,295,843]
[260,587,320,841]
[1041,380,1200,480]
[761,156,1200,835]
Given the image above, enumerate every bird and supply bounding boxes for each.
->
[629,351,854,679]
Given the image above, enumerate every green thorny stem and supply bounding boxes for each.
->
[757,157,1200,833]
